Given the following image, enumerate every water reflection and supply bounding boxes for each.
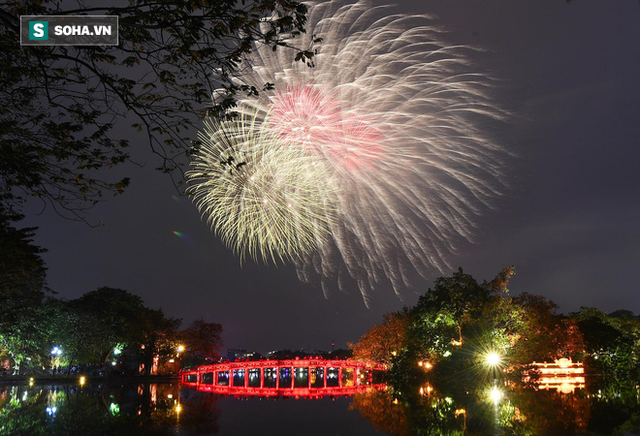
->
[349,378,640,435]
[1,378,640,435]
[0,382,220,435]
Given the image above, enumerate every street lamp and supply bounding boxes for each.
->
[175,345,185,373]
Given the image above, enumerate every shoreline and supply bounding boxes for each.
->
[0,374,180,385]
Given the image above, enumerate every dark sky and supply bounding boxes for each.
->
[22,0,640,354]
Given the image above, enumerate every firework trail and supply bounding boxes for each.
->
[188,112,337,264]
[196,0,509,304]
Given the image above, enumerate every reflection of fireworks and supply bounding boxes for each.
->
[187,113,336,264]
[202,1,509,303]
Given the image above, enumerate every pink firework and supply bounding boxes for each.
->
[269,84,385,171]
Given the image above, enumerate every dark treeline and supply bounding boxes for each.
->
[0,212,222,376]
[351,266,640,384]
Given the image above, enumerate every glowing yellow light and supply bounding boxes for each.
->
[485,352,501,367]
[451,339,463,346]
[418,360,433,370]
[455,408,466,417]
[489,386,503,403]
[80,376,86,386]
[175,404,182,414]
[177,345,185,353]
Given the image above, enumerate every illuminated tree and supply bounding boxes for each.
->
[350,311,409,365]
[65,287,150,364]
[409,267,492,361]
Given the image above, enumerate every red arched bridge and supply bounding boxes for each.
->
[180,358,387,398]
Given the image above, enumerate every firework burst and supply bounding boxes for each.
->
[187,112,337,264]
[199,0,509,304]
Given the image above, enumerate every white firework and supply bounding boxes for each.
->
[211,0,510,304]
[188,112,337,264]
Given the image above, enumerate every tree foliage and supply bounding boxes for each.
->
[350,311,409,365]
[357,266,640,391]
[0,210,52,372]
[0,210,47,306]
[138,307,182,375]
[0,0,311,216]
[179,319,223,367]
[66,287,150,363]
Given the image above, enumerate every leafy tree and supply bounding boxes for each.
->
[409,267,492,363]
[571,307,637,379]
[0,0,312,215]
[138,308,182,375]
[0,209,52,372]
[65,287,150,365]
[350,310,409,365]
[179,319,223,367]
[0,210,48,309]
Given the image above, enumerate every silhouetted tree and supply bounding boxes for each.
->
[0,209,52,372]
[0,0,312,217]
[179,319,223,367]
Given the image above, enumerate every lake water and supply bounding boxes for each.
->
[2,379,639,435]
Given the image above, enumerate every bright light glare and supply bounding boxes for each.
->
[490,386,503,403]
[485,352,501,367]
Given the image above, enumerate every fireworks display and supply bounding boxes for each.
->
[190,0,509,304]
[188,113,337,264]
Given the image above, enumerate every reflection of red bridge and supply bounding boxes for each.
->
[181,359,387,398]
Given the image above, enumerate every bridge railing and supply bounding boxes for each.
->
[180,358,386,395]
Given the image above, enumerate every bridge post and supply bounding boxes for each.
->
[244,367,249,388]
[308,366,312,389]
[260,367,264,388]
[276,366,280,389]
[291,367,295,389]
[338,367,343,388]
[323,366,327,388]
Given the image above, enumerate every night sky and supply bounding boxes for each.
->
[21,0,640,354]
